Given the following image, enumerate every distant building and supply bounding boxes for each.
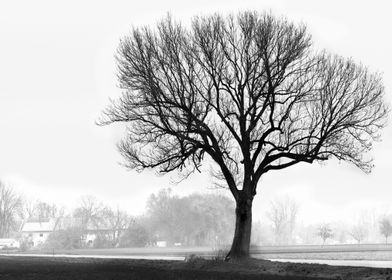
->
[156,241,167,247]
[20,218,58,247]
[19,216,128,248]
[0,238,20,249]
[20,217,122,248]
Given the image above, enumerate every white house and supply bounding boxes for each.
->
[19,217,126,248]
[20,218,58,247]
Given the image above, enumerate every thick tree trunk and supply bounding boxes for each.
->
[226,195,253,260]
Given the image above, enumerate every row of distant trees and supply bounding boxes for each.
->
[317,217,392,245]
[63,189,235,249]
[255,196,392,246]
[0,180,235,248]
[2,179,392,247]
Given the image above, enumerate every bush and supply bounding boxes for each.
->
[19,240,30,251]
[43,227,83,250]
[211,249,228,262]
[119,223,149,247]
[93,233,113,249]
[184,254,204,264]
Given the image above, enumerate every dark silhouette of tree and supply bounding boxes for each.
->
[100,11,389,259]
[317,224,333,246]
[380,217,392,244]
[0,181,22,237]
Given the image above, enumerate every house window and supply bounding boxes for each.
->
[28,233,33,237]
[39,233,43,237]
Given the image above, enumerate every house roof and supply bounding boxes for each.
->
[21,218,58,232]
[20,217,125,233]
[52,217,115,231]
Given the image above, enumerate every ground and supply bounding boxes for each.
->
[1,255,392,280]
[261,251,392,261]
[9,244,392,260]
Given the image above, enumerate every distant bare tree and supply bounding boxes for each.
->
[0,181,22,237]
[267,197,298,245]
[102,207,130,245]
[36,202,62,219]
[317,224,333,246]
[100,11,389,259]
[22,199,36,220]
[380,217,392,244]
[28,201,65,222]
[73,196,105,228]
[350,224,368,244]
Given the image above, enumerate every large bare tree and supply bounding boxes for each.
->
[100,11,389,259]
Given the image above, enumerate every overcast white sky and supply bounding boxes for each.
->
[0,0,391,225]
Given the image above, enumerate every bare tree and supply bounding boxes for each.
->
[100,11,389,259]
[22,199,36,220]
[0,181,22,237]
[350,224,368,244]
[26,201,65,222]
[267,197,298,245]
[380,217,392,244]
[102,207,130,245]
[73,196,105,229]
[317,224,333,246]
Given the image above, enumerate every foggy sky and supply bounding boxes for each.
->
[0,0,391,225]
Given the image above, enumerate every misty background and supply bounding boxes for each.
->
[1,0,391,246]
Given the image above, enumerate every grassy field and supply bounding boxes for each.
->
[255,244,392,261]
[12,243,392,261]
[261,251,392,261]
[1,255,392,280]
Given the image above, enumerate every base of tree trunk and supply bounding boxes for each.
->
[225,249,250,261]
[225,196,253,261]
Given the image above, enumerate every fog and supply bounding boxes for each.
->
[1,0,392,267]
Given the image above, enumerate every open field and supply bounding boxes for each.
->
[255,244,392,261]
[254,244,392,255]
[262,251,392,261]
[1,255,392,280]
[9,244,392,261]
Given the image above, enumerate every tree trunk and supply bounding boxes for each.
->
[226,195,253,260]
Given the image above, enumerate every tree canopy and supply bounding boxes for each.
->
[100,11,389,259]
[101,12,388,199]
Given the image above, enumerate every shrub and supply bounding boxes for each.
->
[43,227,83,250]
[119,223,149,247]
[93,233,113,249]
[211,249,228,262]
[184,254,204,264]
